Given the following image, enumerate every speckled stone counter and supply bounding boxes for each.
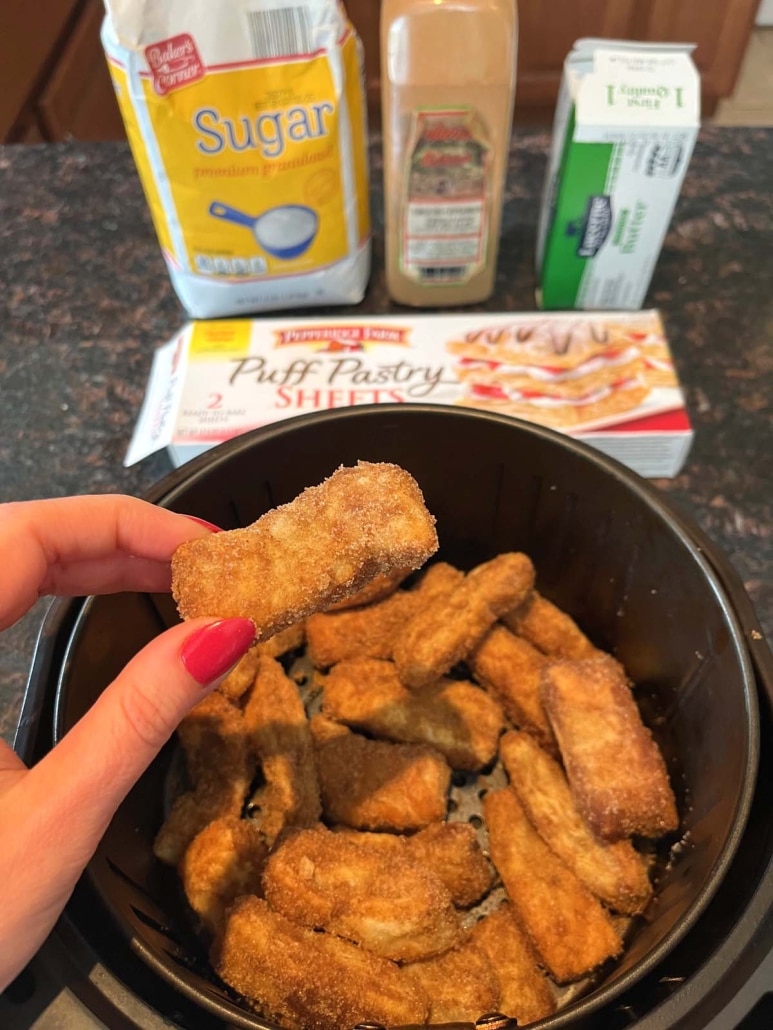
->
[0,127,771,745]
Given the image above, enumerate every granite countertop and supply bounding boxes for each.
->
[0,127,771,745]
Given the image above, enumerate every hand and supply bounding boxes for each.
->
[0,495,255,990]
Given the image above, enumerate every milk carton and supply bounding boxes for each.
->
[536,40,700,311]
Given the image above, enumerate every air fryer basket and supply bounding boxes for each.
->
[51,405,759,1028]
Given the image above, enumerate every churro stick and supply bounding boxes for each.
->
[321,658,505,770]
[541,656,678,840]
[326,568,410,610]
[172,462,438,641]
[401,937,500,1023]
[413,560,467,599]
[180,816,268,935]
[469,904,557,1025]
[257,620,306,657]
[502,590,599,659]
[306,590,418,668]
[215,896,430,1030]
[263,826,461,961]
[217,647,260,702]
[500,730,653,915]
[335,823,493,908]
[483,788,622,983]
[393,552,535,688]
[305,561,464,668]
[311,716,451,831]
[153,693,254,866]
[218,623,306,702]
[470,625,556,750]
[242,656,320,845]
[404,822,493,908]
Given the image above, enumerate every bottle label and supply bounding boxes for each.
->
[400,108,490,285]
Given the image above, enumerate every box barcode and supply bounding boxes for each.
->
[246,6,312,59]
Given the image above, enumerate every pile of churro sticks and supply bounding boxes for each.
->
[156,462,678,1030]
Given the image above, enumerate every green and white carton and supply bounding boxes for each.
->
[537,39,700,310]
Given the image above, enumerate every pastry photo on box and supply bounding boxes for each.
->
[126,310,692,479]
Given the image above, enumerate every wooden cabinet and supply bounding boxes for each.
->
[1,0,123,142]
[38,0,125,141]
[349,0,761,122]
[639,0,762,109]
[0,0,760,142]
[513,0,641,112]
[1,0,80,139]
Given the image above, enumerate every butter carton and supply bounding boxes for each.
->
[126,311,693,478]
[537,39,700,310]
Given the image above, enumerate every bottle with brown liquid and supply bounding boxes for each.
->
[381,0,518,307]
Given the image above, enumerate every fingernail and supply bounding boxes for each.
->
[181,619,256,685]
[184,515,224,533]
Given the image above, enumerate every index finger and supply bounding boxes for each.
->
[0,494,215,628]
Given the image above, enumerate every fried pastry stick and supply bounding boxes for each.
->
[393,552,535,687]
[401,937,500,1023]
[541,656,679,841]
[483,788,622,983]
[326,568,410,610]
[470,625,555,750]
[180,816,268,935]
[311,716,451,831]
[469,903,557,1025]
[172,462,438,641]
[500,731,653,915]
[502,590,599,659]
[321,658,504,770]
[305,561,464,668]
[242,655,320,845]
[334,822,493,908]
[263,826,461,961]
[218,623,306,701]
[306,590,418,668]
[153,693,254,866]
[214,896,430,1030]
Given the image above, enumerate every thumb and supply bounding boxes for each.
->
[24,616,256,851]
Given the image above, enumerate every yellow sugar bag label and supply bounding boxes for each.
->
[102,0,371,318]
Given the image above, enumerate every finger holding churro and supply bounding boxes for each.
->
[172,462,438,641]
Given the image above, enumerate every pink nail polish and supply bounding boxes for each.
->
[184,515,224,533]
[181,619,256,685]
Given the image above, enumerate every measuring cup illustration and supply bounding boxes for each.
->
[208,201,319,260]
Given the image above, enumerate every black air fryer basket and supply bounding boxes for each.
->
[11,406,773,1030]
